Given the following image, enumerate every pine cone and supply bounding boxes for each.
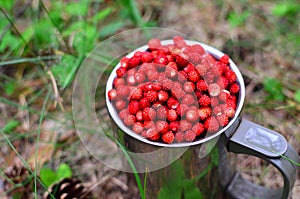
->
[43,178,90,199]
[3,165,33,197]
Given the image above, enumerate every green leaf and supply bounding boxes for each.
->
[92,7,113,23]
[0,0,15,10]
[40,167,57,187]
[263,78,285,101]
[228,10,250,28]
[294,90,300,103]
[210,147,219,166]
[2,120,20,133]
[0,31,21,53]
[4,81,17,96]
[57,163,72,180]
[272,3,300,17]
[183,179,204,199]
[65,2,88,16]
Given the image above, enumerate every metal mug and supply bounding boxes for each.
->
[105,40,299,199]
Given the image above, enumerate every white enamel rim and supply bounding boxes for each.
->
[105,40,245,147]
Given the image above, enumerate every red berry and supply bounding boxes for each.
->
[192,123,205,136]
[108,89,117,101]
[128,101,139,115]
[183,81,195,93]
[218,90,230,102]
[165,62,178,79]
[198,107,212,121]
[148,132,160,141]
[116,67,127,78]
[190,44,205,55]
[162,131,175,144]
[195,64,207,76]
[144,90,158,103]
[152,82,162,91]
[128,57,141,68]
[157,106,167,120]
[179,120,192,132]
[173,36,186,48]
[181,94,196,105]
[225,70,237,84]
[167,109,178,121]
[169,121,180,132]
[185,110,199,122]
[143,121,155,129]
[220,54,229,64]
[171,87,185,99]
[113,78,126,88]
[217,114,229,127]
[120,57,129,68]
[175,132,184,143]
[148,38,161,50]
[175,104,188,117]
[134,72,146,84]
[157,90,169,102]
[173,53,188,68]
[204,116,219,133]
[225,106,236,118]
[116,86,130,99]
[115,99,127,111]
[187,52,202,64]
[196,80,208,92]
[136,110,143,121]
[156,121,169,134]
[199,94,211,107]
[142,107,156,121]
[184,130,196,142]
[139,97,150,110]
[118,109,129,120]
[133,122,144,134]
[144,127,158,138]
[178,71,188,82]
[130,87,143,100]
[208,83,221,97]
[123,114,136,127]
[141,52,154,63]
[229,83,240,94]
[154,54,169,66]
[147,70,159,81]
[167,97,179,109]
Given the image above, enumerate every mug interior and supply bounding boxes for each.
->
[105,40,245,147]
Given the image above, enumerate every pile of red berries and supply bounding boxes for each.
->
[107,36,240,144]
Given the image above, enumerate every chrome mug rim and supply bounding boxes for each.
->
[105,40,246,147]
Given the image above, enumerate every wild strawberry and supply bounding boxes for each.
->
[173,36,186,48]
[204,71,216,83]
[144,127,158,138]
[183,81,195,93]
[184,130,196,142]
[181,94,196,105]
[157,90,169,102]
[139,98,150,110]
[225,106,236,118]
[171,87,185,99]
[198,94,211,107]
[229,83,240,94]
[195,91,202,99]
[204,116,219,133]
[217,76,229,89]
[179,120,192,132]
[198,107,212,120]
[152,82,162,91]
[143,121,155,129]
[192,123,205,136]
[187,52,202,65]
[141,52,154,63]
[130,87,143,100]
[169,121,180,132]
[128,101,139,115]
[148,132,160,141]
[225,70,237,84]
[175,104,188,117]
[167,97,179,109]
[156,121,169,134]
[148,38,161,50]
[178,71,188,82]
[118,109,129,120]
[157,106,167,120]
[134,72,146,84]
[154,54,169,66]
[147,70,159,81]
[134,51,143,58]
[116,86,130,99]
[123,114,136,127]
[217,114,229,127]
[113,78,125,88]
[220,54,229,64]
[173,53,188,68]
[161,78,174,90]
[183,63,196,73]
[196,80,208,92]
[175,132,184,142]
[208,83,221,97]
[195,64,207,76]
[218,90,230,102]
[108,89,117,101]
[162,131,175,144]
[211,97,219,107]
[133,122,144,134]
[152,101,163,110]
[142,107,156,121]
[167,109,178,121]
[126,75,136,86]
[136,110,143,121]
[144,90,158,103]
[120,57,129,68]
[165,62,178,79]
[185,110,199,122]
[128,57,141,68]
[115,100,127,111]
[116,67,127,78]
[190,44,205,55]
[216,61,227,75]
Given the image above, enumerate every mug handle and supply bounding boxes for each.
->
[220,119,299,199]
